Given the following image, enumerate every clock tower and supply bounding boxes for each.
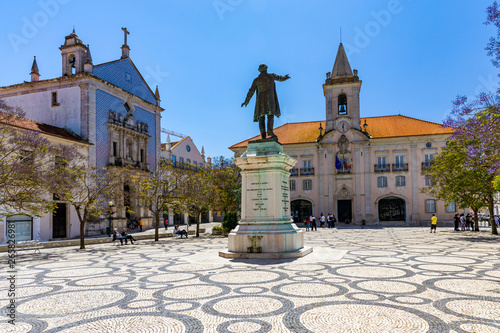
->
[323,43,362,133]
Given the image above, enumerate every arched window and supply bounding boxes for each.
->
[338,93,347,115]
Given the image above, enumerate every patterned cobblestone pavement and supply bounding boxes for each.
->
[1,227,499,332]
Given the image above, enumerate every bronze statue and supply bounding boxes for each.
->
[241,64,290,139]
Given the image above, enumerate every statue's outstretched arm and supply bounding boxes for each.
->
[241,80,257,107]
[271,73,291,82]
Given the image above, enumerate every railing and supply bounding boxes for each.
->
[392,163,408,172]
[300,168,315,176]
[337,168,351,174]
[290,168,298,176]
[374,164,390,173]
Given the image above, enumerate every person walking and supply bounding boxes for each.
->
[430,214,437,233]
[460,213,466,231]
[327,214,332,228]
[139,218,143,232]
[304,217,310,231]
[332,214,337,228]
[164,218,169,230]
[310,215,317,231]
[320,213,326,228]
[453,213,460,231]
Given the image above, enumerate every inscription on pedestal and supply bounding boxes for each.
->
[281,180,289,216]
[248,182,270,213]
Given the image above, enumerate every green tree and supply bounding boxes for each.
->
[424,140,497,234]
[210,156,241,214]
[0,102,77,217]
[52,163,125,249]
[179,163,215,238]
[130,159,186,241]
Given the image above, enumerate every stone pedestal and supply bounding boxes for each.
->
[219,139,312,259]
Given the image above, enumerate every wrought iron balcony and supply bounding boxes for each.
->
[337,168,351,174]
[374,164,390,173]
[392,163,408,172]
[290,168,299,177]
[300,168,315,176]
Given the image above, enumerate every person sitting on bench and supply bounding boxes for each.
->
[173,225,188,238]
[113,228,127,245]
[121,228,137,244]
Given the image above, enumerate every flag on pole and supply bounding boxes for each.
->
[343,159,348,169]
[335,155,342,169]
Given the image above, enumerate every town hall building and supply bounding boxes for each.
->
[230,43,455,226]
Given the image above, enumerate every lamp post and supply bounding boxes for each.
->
[107,201,115,237]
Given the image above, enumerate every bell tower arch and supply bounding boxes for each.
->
[324,43,362,132]
[60,29,87,76]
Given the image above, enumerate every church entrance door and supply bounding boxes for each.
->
[291,200,312,224]
[52,203,67,238]
[338,200,352,223]
[378,197,406,221]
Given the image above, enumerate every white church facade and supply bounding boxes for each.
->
[0,29,163,242]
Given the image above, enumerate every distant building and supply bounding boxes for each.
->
[160,135,216,225]
[0,29,163,241]
[230,43,455,226]
[161,135,207,168]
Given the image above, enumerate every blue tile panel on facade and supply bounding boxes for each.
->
[93,59,157,105]
[95,89,156,169]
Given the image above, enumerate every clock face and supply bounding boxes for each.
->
[336,121,350,133]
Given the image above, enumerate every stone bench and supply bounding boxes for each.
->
[16,240,43,254]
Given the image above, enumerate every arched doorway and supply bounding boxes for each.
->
[291,200,312,223]
[378,197,406,221]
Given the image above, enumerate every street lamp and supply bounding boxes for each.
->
[107,200,115,237]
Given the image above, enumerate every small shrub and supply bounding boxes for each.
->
[212,226,223,232]
[221,211,238,233]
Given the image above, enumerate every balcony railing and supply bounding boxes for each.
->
[337,167,351,174]
[374,164,390,173]
[300,168,315,176]
[290,168,299,177]
[392,163,408,172]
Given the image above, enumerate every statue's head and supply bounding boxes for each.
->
[258,64,268,72]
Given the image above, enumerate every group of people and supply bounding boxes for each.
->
[127,217,143,232]
[112,228,137,245]
[304,213,337,231]
[453,213,473,231]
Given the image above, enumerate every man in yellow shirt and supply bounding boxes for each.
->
[430,214,437,233]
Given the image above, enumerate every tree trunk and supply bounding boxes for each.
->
[77,208,86,250]
[196,210,200,238]
[154,210,160,242]
[472,206,480,232]
[488,195,498,235]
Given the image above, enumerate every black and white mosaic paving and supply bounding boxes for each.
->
[1,227,499,332]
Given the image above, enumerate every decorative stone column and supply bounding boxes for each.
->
[219,140,312,259]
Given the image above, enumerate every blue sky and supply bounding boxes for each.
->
[0,0,497,159]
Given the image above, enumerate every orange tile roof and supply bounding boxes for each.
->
[0,112,88,144]
[230,115,454,149]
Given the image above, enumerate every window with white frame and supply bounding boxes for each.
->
[395,175,406,187]
[303,179,312,191]
[377,176,387,188]
[290,180,296,191]
[377,156,387,168]
[446,202,456,213]
[426,199,436,213]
